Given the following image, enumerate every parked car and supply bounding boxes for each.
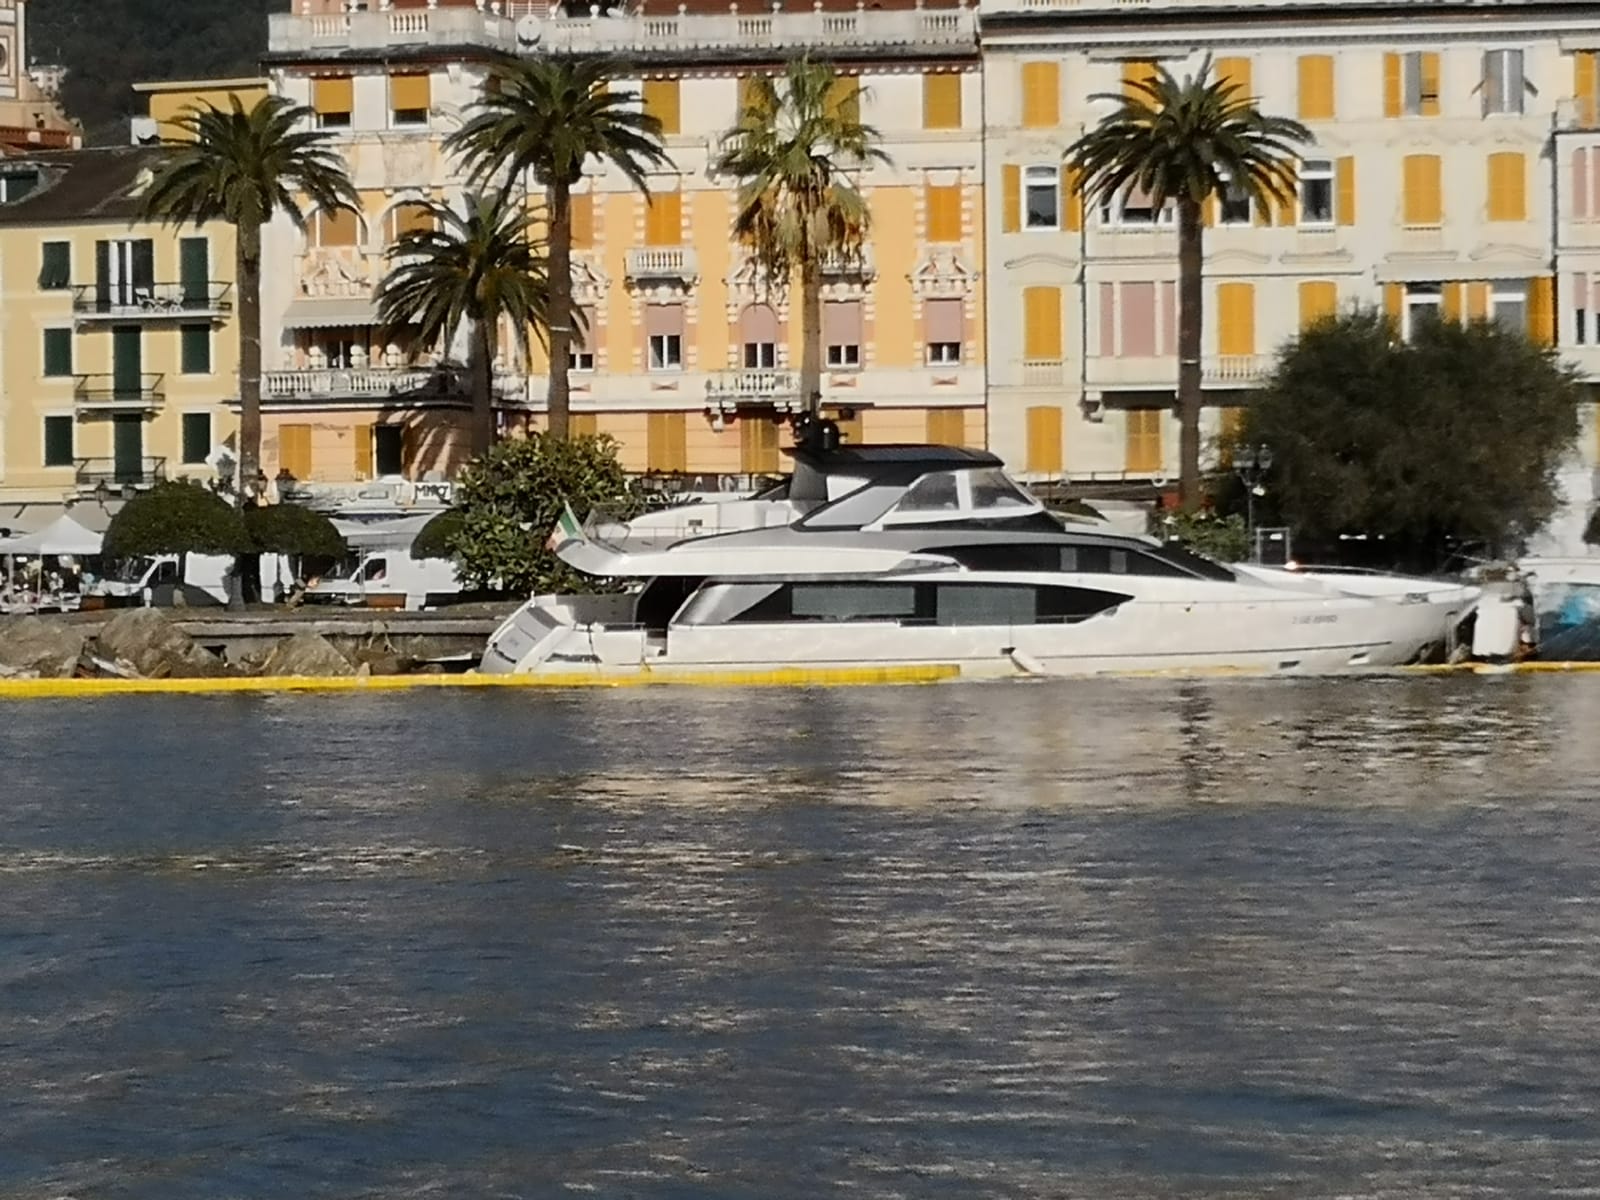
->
[304,551,462,610]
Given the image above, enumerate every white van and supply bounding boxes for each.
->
[95,553,293,606]
[305,551,462,611]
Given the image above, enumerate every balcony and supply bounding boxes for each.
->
[1084,355,1267,390]
[75,374,165,411]
[72,282,233,323]
[267,5,975,60]
[264,366,467,403]
[624,246,699,284]
[75,457,167,492]
[705,369,802,410]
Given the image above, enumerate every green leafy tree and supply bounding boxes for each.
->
[1155,508,1250,563]
[1244,308,1581,569]
[446,434,642,595]
[714,58,890,414]
[140,94,357,494]
[449,57,670,439]
[103,481,249,562]
[243,503,346,560]
[410,508,465,562]
[376,193,550,455]
[1066,58,1311,509]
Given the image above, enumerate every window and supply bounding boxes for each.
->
[387,203,434,243]
[792,583,917,622]
[279,423,313,479]
[374,425,405,476]
[181,412,211,465]
[1125,408,1162,474]
[925,184,962,242]
[743,341,776,369]
[39,241,69,290]
[641,79,681,136]
[1102,184,1173,227]
[1402,154,1443,226]
[739,302,778,370]
[824,299,862,369]
[313,76,353,129]
[179,237,210,305]
[42,328,72,377]
[1218,174,1252,225]
[827,77,860,124]
[1575,274,1590,345]
[1300,160,1335,225]
[1020,61,1060,128]
[923,297,963,365]
[1403,283,1442,339]
[647,411,687,472]
[1487,152,1526,222]
[1216,57,1253,100]
[0,170,38,202]
[1298,55,1335,121]
[314,208,359,248]
[1216,282,1256,356]
[1023,165,1059,230]
[1022,287,1063,363]
[180,324,211,375]
[95,238,154,308]
[568,305,596,371]
[1482,49,1524,115]
[1579,51,1600,127]
[646,303,684,371]
[1491,282,1528,333]
[1386,51,1441,117]
[1025,405,1063,475]
[1122,59,1158,98]
[644,190,681,246]
[923,73,962,130]
[390,72,430,126]
[1298,281,1338,329]
[649,333,682,370]
[570,193,595,249]
[42,415,73,468]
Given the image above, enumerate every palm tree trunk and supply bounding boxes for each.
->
[1176,197,1204,511]
[237,217,263,497]
[470,319,494,455]
[799,261,823,414]
[545,178,573,439]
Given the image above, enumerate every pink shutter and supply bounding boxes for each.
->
[1099,282,1117,355]
[1121,282,1157,357]
[923,298,963,343]
[1576,274,1590,313]
[1576,149,1590,220]
[573,305,597,350]
[1591,149,1600,222]
[823,300,862,345]
[645,303,683,336]
[1159,281,1177,356]
[740,303,779,344]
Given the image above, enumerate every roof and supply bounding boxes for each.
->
[0,146,175,226]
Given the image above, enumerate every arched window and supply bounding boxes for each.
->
[387,202,435,243]
[313,207,361,248]
[739,303,779,370]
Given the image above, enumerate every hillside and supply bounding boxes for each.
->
[29,0,288,145]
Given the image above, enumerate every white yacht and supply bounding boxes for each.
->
[480,445,1477,679]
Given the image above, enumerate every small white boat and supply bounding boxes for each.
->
[480,445,1477,680]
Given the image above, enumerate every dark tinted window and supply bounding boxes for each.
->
[1147,541,1236,581]
[931,541,1196,577]
[728,580,1129,626]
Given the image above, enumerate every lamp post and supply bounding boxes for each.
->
[1234,443,1273,561]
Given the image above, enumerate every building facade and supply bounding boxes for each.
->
[0,147,237,506]
[0,0,80,154]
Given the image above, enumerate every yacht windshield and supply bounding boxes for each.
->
[879,468,1040,527]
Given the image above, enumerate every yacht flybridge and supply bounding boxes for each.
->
[479,443,1477,679]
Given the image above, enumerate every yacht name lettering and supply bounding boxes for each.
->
[1293,614,1341,625]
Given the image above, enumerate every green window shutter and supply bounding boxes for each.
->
[39,241,70,290]
[179,237,209,304]
[181,412,211,465]
[42,415,73,467]
[180,324,211,374]
[42,328,72,377]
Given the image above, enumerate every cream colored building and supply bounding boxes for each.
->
[0,147,237,507]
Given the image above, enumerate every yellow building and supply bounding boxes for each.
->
[133,77,270,143]
[0,147,238,505]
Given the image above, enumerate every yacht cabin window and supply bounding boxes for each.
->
[874,467,1039,527]
[684,579,1130,627]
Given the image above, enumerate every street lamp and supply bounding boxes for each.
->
[1234,443,1273,559]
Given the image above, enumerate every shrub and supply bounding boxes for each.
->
[103,480,248,559]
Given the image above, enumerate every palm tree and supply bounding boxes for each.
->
[375,192,550,455]
[714,58,889,415]
[1065,58,1310,508]
[141,94,357,498]
[449,56,670,439]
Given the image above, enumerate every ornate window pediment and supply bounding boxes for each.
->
[910,248,978,299]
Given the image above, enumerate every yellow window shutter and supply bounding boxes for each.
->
[1420,52,1441,116]
[1441,282,1463,323]
[642,79,681,136]
[280,424,312,480]
[1275,164,1298,226]
[1254,190,1274,227]
[1383,283,1405,323]
[1402,154,1441,225]
[319,207,358,247]
[926,408,965,446]
[570,193,595,249]
[1023,287,1062,361]
[1487,152,1526,222]
[827,76,860,123]
[1466,282,1489,319]
[1123,60,1158,99]
[1577,53,1599,126]
[1202,192,1217,227]
[1125,409,1162,474]
[314,76,353,116]
[923,73,962,130]
[925,185,961,242]
[1217,282,1256,356]
[1020,62,1060,128]
[1001,164,1020,233]
[1336,156,1356,226]
[740,413,780,473]
[1217,56,1253,99]
[1530,276,1555,345]
[571,413,598,437]
[645,191,681,246]
[737,75,773,118]
[1062,165,1084,231]
[390,72,430,113]
[1298,281,1337,329]
[1025,406,1064,475]
[1383,53,1401,118]
[353,423,373,478]
[647,411,687,472]
[1298,55,1335,121]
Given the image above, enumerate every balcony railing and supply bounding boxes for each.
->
[75,456,167,491]
[72,282,233,321]
[264,366,467,401]
[75,373,165,410]
[706,369,802,408]
[624,247,699,282]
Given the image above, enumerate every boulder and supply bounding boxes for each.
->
[348,647,410,676]
[94,608,228,679]
[259,631,354,678]
[0,616,87,678]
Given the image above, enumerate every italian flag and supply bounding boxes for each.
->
[546,503,583,553]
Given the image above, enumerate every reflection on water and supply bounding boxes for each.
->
[3,678,1600,1198]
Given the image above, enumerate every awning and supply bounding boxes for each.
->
[0,514,103,556]
[281,296,379,329]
